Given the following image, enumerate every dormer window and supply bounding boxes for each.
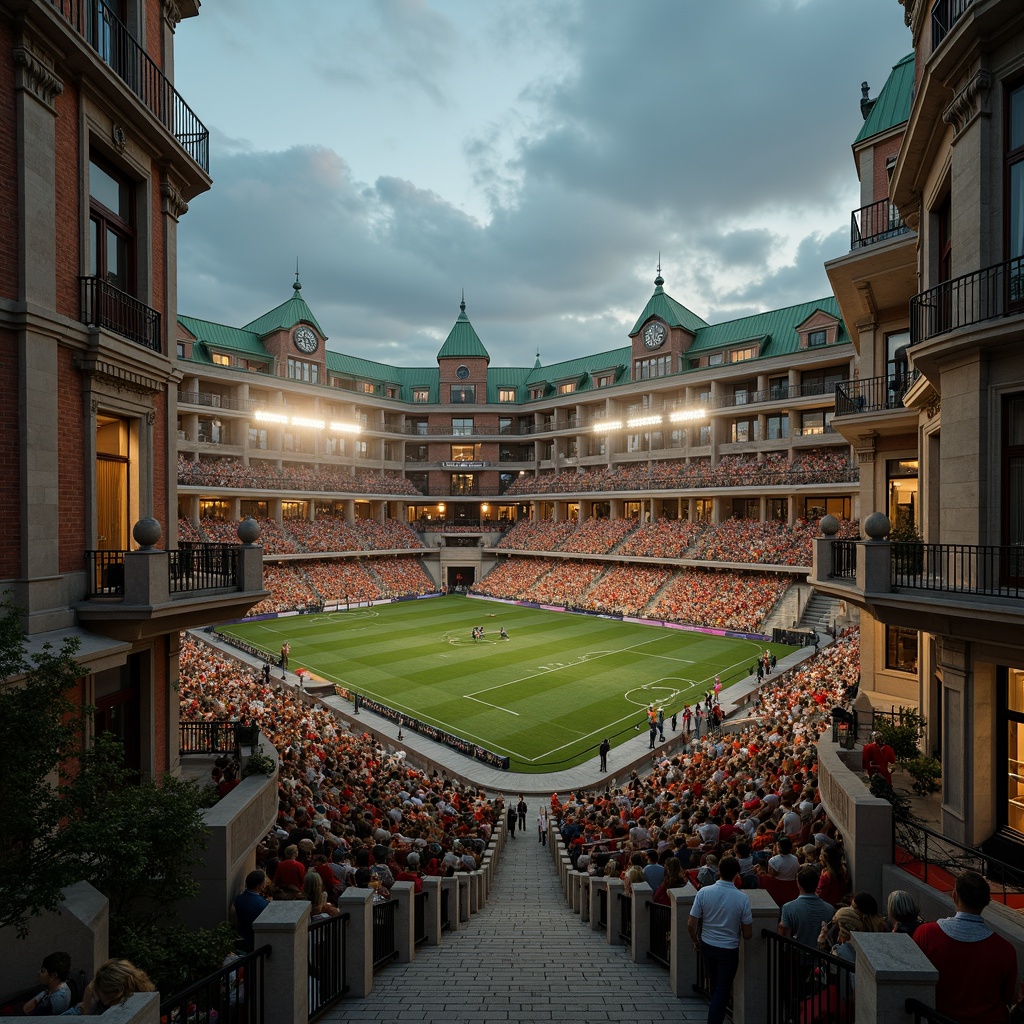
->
[557,381,576,395]
[808,330,827,348]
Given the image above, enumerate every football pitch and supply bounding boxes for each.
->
[217,598,793,773]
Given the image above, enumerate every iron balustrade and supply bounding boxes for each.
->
[851,197,909,248]
[894,818,1024,904]
[371,897,399,970]
[646,901,671,968]
[597,887,607,930]
[762,929,854,1024]
[79,276,161,351]
[828,541,857,581]
[169,542,241,593]
[617,892,632,945]
[159,944,269,1024]
[931,0,974,50]
[440,888,451,931]
[179,720,239,756]
[308,912,349,1020]
[910,253,1024,345]
[180,392,264,412]
[834,372,917,416]
[85,549,125,596]
[905,997,964,1024]
[891,542,1024,598]
[414,890,428,946]
[46,0,209,171]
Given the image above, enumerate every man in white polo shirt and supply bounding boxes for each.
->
[687,856,753,1024]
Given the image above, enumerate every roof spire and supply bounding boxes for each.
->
[654,255,664,292]
[293,259,302,294]
[460,289,466,315]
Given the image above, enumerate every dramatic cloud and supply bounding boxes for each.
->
[176,0,908,368]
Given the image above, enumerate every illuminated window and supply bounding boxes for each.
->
[386,386,398,399]
[730,346,756,363]
[530,387,545,400]
[361,381,376,394]
[594,374,614,388]
[885,625,918,673]
[557,382,576,395]
[450,385,475,403]
[211,353,231,366]
[499,388,516,402]
[413,388,430,403]
[450,473,476,495]
[451,444,478,461]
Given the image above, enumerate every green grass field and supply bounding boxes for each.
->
[217,598,793,772]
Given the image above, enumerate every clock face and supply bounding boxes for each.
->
[456,364,470,380]
[293,326,318,354]
[643,321,667,349]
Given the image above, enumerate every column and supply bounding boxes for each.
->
[252,899,310,1021]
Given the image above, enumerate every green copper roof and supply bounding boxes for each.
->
[485,365,533,404]
[690,296,848,357]
[855,53,914,145]
[629,274,709,336]
[178,315,270,359]
[436,299,490,362]
[243,280,327,339]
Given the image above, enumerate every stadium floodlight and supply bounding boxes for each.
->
[291,416,326,430]
[669,408,708,423]
[329,421,361,434]
[592,420,623,432]
[254,410,289,425]
[626,414,662,429]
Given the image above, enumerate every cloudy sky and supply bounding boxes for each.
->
[174,0,910,369]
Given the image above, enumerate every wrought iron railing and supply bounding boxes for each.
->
[179,720,239,757]
[179,392,264,412]
[905,997,963,1024]
[829,540,857,580]
[440,887,451,931]
[834,371,918,416]
[893,818,1024,903]
[891,542,1024,598]
[47,0,209,171]
[308,912,349,1020]
[617,892,632,945]
[414,890,428,946]
[910,254,1024,345]
[597,887,607,930]
[79,276,161,351]
[371,898,399,971]
[851,197,909,248]
[931,0,974,50]
[647,901,671,968]
[169,542,241,593]
[762,929,854,1024]
[159,944,269,1024]
[85,549,126,596]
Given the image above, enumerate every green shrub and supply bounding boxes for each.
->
[873,707,925,761]
[904,755,942,797]
[114,920,239,994]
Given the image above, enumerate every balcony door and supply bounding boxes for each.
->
[1004,394,1024,586]
[96,414,135,551]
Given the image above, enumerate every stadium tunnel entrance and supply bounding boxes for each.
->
[447,566,476,590]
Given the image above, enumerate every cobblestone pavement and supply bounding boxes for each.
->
[318,822,709,1024]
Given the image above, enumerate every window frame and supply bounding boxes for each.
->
[88,153,136,294]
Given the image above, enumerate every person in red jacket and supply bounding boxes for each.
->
[914,870,1018,1024]
[861,732,896,784]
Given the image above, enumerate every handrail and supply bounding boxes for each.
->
[891,542,1024,598]
[159,944,269,1023]
[308,911,349,1018]
[851,197,909,248]
[931,0,974,50]
[834,371,918,416]
[79,275,161,352]
[761,928,854,1024]
[905,997,963,1024]
[47,0,209,171]
[910,253,1024,345]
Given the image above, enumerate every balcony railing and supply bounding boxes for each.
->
[159,944,269,1024]
[48,0,209,172]
[179,392,263,412]
[932,0,974,50]
[910,254,1024,345]
[169,542,240,593]
[834,371,917,416]
[851,197,909,248]
[371,897,399,970]
[79,276,161,352]
[891,542,1024,598]
[308,912,350,1018]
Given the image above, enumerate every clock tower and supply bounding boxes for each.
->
[628,269,707,381]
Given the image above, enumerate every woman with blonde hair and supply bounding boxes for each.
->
[303,869,340,919]
[62,958,154,1015]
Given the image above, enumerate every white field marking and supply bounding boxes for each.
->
[462,695,520,716]
[463,634,667,700]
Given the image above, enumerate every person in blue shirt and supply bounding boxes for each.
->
[233,869,271,952]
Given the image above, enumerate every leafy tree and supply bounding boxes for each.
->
[0,600,87,936]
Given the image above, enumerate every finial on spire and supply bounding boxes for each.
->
[460,288,466,314]
[293,258,302,293]
[654,254,664,290]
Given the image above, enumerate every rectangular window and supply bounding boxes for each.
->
[733,385,749,405]
[89,156,134,294]
[451,418,474,437]
[1004,394,1024,584]
[594,374,614,388]
[287,358,320,383]
[768,498,788,521]
[808,329,827,347]
[450,384,476,403]
[451,444,479,461]
[887,458,919,538]
[1004,668,1024,835]
[766,414,789,440]
[499,417,513,434]
[406,445,428,463]
[530,387,545,400]
[176,342,186,359]
[499,388,516,403]
[1008,82,1024,304]
[386,386,398,399]
[451,473,476,495]
[695,499,713,522]
[212,353,231,367]
[557,382,576,395]
[247,428,267,450]
[698,425,712,446]
[732,498,758,519]
[708,352,724,366]
[769,376,789,400]
[730,417,759,443]
[361,381,376,394]
[413,388,430,403]
[635,355,671,380]
[800,410,825,435]
[729,346,756,363]
[886,625,919,674]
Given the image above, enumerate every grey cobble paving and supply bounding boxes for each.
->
[318,824,709,1024]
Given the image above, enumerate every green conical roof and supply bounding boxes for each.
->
[629,273,709,336]
[243,278,327,339]
[437,298,489,362]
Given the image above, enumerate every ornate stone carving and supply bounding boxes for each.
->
[13,44,63,109]
[112,122,127,153]
[161,176,189,220]
[943,71,992,137]
[146,410,157,426]
[162,0,182,29]
[82,358,164,396]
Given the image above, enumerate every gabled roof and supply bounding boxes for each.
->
[436,299,489,362]
[629,274,709,336]
[689,296,848,358]
[855,53,914,145]
[178,315,271,359]
[485,365,533,404]
[523,347,631,398]
[243,280,326,339]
